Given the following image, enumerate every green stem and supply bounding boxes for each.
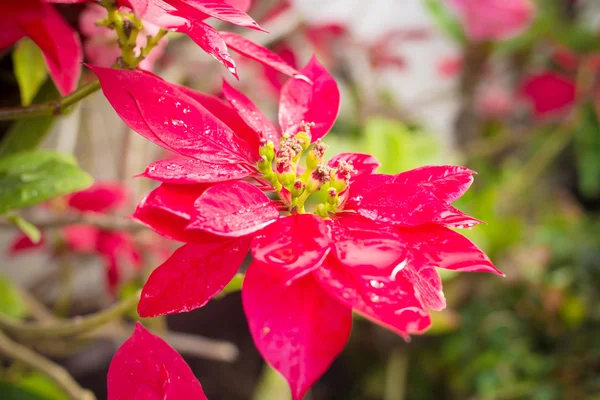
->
[0,291,140,339]
[0,80,101,121]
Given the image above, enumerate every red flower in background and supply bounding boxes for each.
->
[0,0,82,95]
[108,322,207,400]
[8,182,142,294]
[93,49,500,399]
[448,0,535,42]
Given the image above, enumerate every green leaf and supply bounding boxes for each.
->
[0,274,28,319]
[6,214,41,243]
[16,373,69,400]
[12,39,48,106]
[0,372,69,400]
[0,150,92,214]
[424,0,466,44]
[0,80,59,157]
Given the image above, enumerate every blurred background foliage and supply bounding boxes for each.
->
[1,0,600,399]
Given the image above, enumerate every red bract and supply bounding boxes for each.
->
[7,182,141,294]
[0,0,82,95]
[108,322,207,400]
[96,52,499,398]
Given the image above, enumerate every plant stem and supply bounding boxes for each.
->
[0,329,96,400]
[0,80,101,121]
[0,291,140,339]
[0,213,144,232]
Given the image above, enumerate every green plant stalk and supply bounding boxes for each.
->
[0,329,96,400]
[0,291,140,339]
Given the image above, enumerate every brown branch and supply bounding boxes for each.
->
[0,213,145,232]
[0,329,96,400]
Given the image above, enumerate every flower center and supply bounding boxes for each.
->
[257,122,356,218]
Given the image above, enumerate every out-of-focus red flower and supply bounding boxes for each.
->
[438,55,463,78]
[477,84,514,118]
[7,182,142,294]
[108,322,207,400]
[94,53,499,398]
[519,72,577,118]
[0,0,83,95]
[448,0,535,42]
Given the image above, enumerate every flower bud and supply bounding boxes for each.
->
[326,187,338,207]
[275,150,296,187]
[305,163,331,193]
[330,160,356,192]
[291,179,305,198]
[315,203,329,218]
[306,140,327,170]
[295,130,311,152]
[259,139,275,162]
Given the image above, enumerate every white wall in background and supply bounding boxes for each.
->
[292,0,461,151]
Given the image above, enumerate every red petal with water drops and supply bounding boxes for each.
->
[393,165,475,204]
[344,174,395,210]
[355,183,456,226]
[138,236,250,317]
[181,0,264,31]
[222,80,281,147]
[329,214,405,271]
[132,184,217,243]
[520,72,576,118]
[398,224,502,275]
[279,56,340,141]
[107,323,207,400]
[431,205,483,228]
[174,85,261,157]
[189,181,279,237]
[328,153,380,181]
[67,182,129,213]
[243,261,352,400]
[251,214,330,282]
[141,157,255,184]
[15,3,82,95]
[90,66,254,164]
[315,256,431,339]
[220,32,301,78]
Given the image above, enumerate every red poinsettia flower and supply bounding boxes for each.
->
[92,55,499,399]
[0,0,83,95]
[7,182,141,293]
[108,322,207,400]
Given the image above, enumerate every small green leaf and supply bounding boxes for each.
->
[12,39,48,106]
[6,214,41,243]
[0,274,28,319]
[0,150,92,213]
